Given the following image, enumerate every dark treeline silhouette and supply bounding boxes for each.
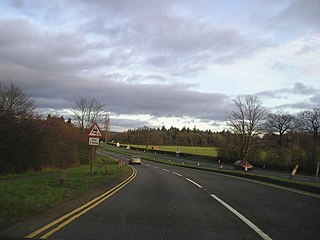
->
[0,114,90,175]
[0,82,90,175]
[113,126,226,147]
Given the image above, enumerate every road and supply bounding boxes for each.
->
[31,153,319,240]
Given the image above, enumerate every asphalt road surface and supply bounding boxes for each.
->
[44,158,319,240]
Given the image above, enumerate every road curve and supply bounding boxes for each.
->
[46,159,319,240]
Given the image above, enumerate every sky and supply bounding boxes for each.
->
[0,0,319,132]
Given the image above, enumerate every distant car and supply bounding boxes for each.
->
[129,156,141,165]
[234,160,253,170]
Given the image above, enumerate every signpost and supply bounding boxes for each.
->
[88,123,103,138]
[88,123,103,176]
[89,137,99,146]
[316,162,320,183]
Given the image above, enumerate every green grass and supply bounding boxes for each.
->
[125,144,219,157]
[0,156,130,229]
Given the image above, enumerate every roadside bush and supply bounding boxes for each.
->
[0,115,88,175]
[0,117,45,174]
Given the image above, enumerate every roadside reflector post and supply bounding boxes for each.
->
[316,162,320,183]
[60,162,67,187]
[244,165,248,173]
[289,164,299,180]
[219,163,224,170]
[197,161,200,167]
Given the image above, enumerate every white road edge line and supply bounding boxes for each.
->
[173,172,182,177]
[186,178,203,188]
[210,194,272,240]
[162,169,170,172]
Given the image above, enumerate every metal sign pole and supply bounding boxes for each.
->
[90,146,95,176]
[316,162,320,183]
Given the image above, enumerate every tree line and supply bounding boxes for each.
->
[113,126,221,147]
[0,82,106,175]
[114,96,320,172]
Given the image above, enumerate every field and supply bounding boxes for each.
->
[126,145,219,157]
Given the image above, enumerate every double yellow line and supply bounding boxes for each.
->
[25,166,137,239]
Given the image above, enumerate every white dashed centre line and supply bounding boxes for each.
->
[186,178,203,189]
[210,194,272,240]
[145,164,151,167]
[162,169,170,172]
[172,172,182,177]
[153,166,159,169]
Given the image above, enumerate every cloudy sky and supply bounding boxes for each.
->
[1,0,319,131]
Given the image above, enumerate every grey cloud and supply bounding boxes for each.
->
[254,0,320,38]
[276,102,313,110]
[111,118,156,130]
[0,19,35,46]
[256,91,281,98]
[257,82,319,98]
[7,74,230,122]
[271,61,295,71]
[310,94,320,107]
[276,82,319,95]
[34,97,73,109]
[9,1,271,79]
[278,0,320,30]
[0,19,87,73]
[292,82,318,95]
[256,82,320,111]
[81,5,270,76]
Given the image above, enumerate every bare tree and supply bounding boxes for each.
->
[227,95,267,159]
[0,82,36,118]
[72,98,105,132]
[298,108,320,143]
[264,110,295,146]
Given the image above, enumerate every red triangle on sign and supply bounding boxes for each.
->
[88,123,103,137]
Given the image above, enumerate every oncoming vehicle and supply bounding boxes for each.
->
[129,156,142,165]
[234,160,253,170]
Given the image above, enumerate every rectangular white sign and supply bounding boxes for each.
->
[89,137,100,146]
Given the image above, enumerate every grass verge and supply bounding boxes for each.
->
[0,155,130,229]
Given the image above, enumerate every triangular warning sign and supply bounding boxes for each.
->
[88,123,103,137]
